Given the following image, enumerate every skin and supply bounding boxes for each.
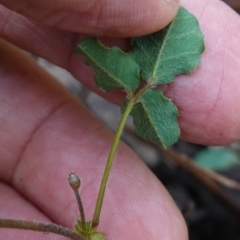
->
[0,0,239,239]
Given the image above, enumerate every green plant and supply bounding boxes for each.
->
[0,7,204,240]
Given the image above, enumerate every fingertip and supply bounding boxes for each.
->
[75,0,180,37]
[131,0,180,36]
[94,0,180,37]
[0,0,179,37]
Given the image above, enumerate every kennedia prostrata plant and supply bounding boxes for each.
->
[0,7,205,240]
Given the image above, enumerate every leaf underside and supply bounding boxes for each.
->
[75,38,140,92]
[75,7,205,148]
[123,89,180,148]
[131,7,205,84]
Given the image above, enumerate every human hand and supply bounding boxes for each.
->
[1,0,239,145]
[0,0,186,239]
[0,0,239,239]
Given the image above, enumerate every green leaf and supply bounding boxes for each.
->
[194,148,240,171]
[131,7,205,84]
[90,232,106,240]
[75,38,140,92]
[123,89,180,148]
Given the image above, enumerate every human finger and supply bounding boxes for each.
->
[0,40,187,239]
[0,0,179,37]
[1,0,240,145]
[0,183,65,239]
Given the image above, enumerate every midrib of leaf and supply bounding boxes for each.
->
[151,16,177,82]
[141,97,164,145]
[77,43,134,92]
[90,49,124,88]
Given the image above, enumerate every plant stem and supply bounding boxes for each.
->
[68,172,86,231]
[0,219,85,240]
[91,97,136,228]
[74,190,86,230]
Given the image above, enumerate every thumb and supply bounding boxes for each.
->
[0,0,179,37]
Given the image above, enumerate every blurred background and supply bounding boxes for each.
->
[35,1,240,239]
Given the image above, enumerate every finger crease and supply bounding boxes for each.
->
[10,100,71,184]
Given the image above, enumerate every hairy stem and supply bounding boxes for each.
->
[0,219,85,240]
[74,190,86,230]
[92,85,150,228]
[91,97,135,227]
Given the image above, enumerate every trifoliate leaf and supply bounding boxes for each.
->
[131,7,205,84]
[123,89,180,148]
[75,38,140,92]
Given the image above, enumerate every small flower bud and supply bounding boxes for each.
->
[68,172,81,190]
